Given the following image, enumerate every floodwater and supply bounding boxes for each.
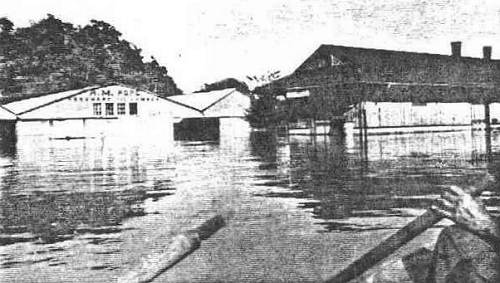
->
[1,123,500,282]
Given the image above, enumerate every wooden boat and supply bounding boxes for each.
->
[326,177,493,283]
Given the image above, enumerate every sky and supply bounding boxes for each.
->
[2,0,500,92]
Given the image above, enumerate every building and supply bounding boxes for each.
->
[1,85,196,139]
[0,105,16,139]
[166,88,251,140]
[0,85,251,141]
[0,105,16,121]
[259,42,500,135]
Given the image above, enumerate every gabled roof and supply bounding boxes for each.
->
[292,44,500,85]
[296,44,499,71]
[0,105,16,120]
[166,88,238,113]
[3,85,100,115]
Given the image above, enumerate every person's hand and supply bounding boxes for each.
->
[430,185,497,236]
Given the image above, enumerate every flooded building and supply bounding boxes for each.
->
[1,85,196,139]
[166,88,251,140]
[260,42,500,135]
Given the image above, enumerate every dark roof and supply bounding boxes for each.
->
[291,44,500,85]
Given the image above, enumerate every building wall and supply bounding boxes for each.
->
[202,92,250,118]
[18,85,183,120]
[349,102,500,128]
[16,116,173,139]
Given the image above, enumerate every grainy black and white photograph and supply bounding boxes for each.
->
[1,1,500,282]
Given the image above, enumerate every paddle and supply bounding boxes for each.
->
[326,177,493,283]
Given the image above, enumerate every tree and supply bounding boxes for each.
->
[245,89,285,128]
[0,15,183,100]
[197,78,249,93]
[0,17,14,34]
[144,57,182,97]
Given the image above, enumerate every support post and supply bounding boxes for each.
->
[329,116,346,137]
[311,118,317,136]
[484,103,491,132]
[362,108,368,139]
[485,103,492,161]
[358,103,364,139]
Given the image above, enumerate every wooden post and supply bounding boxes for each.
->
[311,118,317,136]
[485,103,492,161]
[362,108,368,139]
[358,103,364,139]
[485,102,491,132]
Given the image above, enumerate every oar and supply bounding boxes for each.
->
[326,179,492,283]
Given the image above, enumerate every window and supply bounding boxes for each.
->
[117,103,126,115]
[129,103,137,115]
[93,103,102,115]
[105,103,114,115]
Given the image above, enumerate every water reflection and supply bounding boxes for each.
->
[252,131,500,232]
[0,189,147,245]
[0,131,175,247]
[2,121,500,281]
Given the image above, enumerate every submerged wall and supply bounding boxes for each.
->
[16,116,173,140]
[349,102,500,128]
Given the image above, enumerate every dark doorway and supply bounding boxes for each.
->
[0,121,16,158]
[174,118,220,141]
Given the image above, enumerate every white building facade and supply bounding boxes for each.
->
[2,85,198,139]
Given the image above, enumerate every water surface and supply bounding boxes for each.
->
[1,126,499,282]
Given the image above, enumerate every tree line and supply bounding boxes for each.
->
[0,14,182,102]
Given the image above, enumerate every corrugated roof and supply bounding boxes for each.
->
[166,88,237,112]
[3,86,100,115]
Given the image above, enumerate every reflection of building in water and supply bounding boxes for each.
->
[0,132,175,244]
[0,187,147,244]
[256,133,500,231]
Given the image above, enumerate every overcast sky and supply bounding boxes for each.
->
[2,0,500,92]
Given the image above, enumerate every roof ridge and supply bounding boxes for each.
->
[200,88,237,113]
[12,85,103,115]
[319,44,497,61]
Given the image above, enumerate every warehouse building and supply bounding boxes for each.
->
[0,85,250,141]
[260,42,500,135]
[1,85,197,138]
